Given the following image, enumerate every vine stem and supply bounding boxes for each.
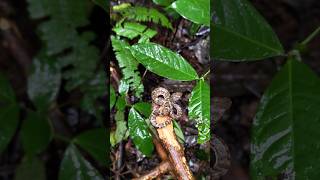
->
[201,69,211,79]
[301,26,320,46]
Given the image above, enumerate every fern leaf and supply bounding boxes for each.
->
[123,6,173,30]
[113,22,157,42]
[111,36,144,97]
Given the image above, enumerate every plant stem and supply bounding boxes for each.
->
[201,70,211,78]
[301,26,320,46]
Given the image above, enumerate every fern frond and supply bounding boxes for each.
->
[113,22,157,42]
[111,36,144,97]
[123,6,173,30]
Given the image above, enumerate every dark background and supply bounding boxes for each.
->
[214,0,320,179]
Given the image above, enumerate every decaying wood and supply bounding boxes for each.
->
[156,116,194,180]
[132,161,171,180]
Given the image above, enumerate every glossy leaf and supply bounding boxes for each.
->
[211,0,284,61]
[110,86,116,110]
[134,102,152,117]
[15,156,46,180]
[130,43,199,81]
[73,128,107,166]
[251,59,320,179]
[171,0,210,26]
[59,144,103,180]
[21,111,52,156]
[27,57,60,110]
[0,74,19,154]
[188,79,210,144]
[128,107,154,156]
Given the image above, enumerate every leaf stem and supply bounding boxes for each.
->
[201,70,211,79]
[301,26,320,46]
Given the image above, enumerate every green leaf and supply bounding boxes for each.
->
[27,57,60,111]
[59,144,103,180]
[173,120,185,143]
[21,111,52,156]
[113,22,147,40]
[0,74,19,154]
[122,6,173,29]
[110,111,129,146]
[134,102,152,117]
[130,43,199,81]
[211,0,284,61]
[110,86,116,110]
[251,59,320,179]
[15,156,46,180]
[171,0,210,26]
[128,107,154,156]
[60,33,100,90]
[188,79,210,144]
[111,36,144,97]
[92,0,109,13]
[116,94,126,111]
[73,128,107,166]
[153,0,174,6]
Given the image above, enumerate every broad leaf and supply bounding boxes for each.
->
[116,94,126,111]
[15,156,46,180]
[188,79,210,144]
[73,128,107,166]
[134,102,152,117]
[171,0,210,26]
[128,107,154,156]
[211,0,284,61]
[0,75,19,154]
[21,111,52,156]
[130,43,199,81]
[59,144,103,180]
[251,59,320,179]
[27,57,60,110]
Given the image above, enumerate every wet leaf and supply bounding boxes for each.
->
[0,74,19,154]
[15,156,46,180]
[211,0,284,61]
[128,107,154,156]
[188,78,210,144]
[251,59,320,179]
[27,57,60,111]
[59,144,103,180]
[73,128,107,166]
[110,86,116,110]
[134,102,152,117]
[130,43,199,81]
[21,111,52,156]
[171,0,210,26]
